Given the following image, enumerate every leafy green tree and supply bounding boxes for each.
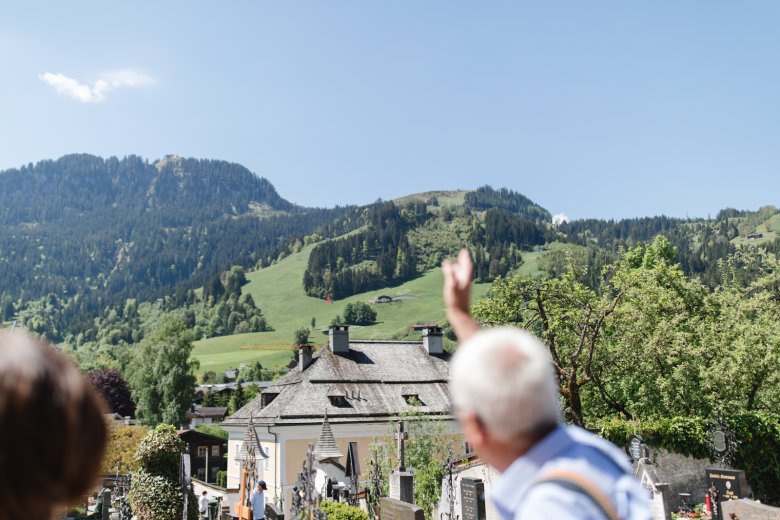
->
[201,370,220,384]
[130,315,198,427]
[342,302,377,326]
[293,327,310,346]
[227,382,245,415]
[472,261,622,426]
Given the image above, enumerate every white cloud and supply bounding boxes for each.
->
[552,213,569,226]
[39,69,154,103]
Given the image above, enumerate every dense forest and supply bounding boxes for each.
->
[303,201,425,299]
[0,154,367,304]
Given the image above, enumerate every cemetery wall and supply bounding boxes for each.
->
[647,448,730,508]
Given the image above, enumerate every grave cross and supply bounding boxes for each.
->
[396,421,408,471]
[443,446,458,520]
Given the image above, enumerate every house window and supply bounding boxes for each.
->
[210,467,220,480]
[211,445,220,457]
[197,446,208,458]
[197,467,206,480]
[464,441,473,455]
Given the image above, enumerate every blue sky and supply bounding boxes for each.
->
[2,1,779,220]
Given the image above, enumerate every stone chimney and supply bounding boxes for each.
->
[329,325,350,354]
[423,326,443,355]
[299,345,314,370]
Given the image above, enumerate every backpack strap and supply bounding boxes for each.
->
[533,469,620,520]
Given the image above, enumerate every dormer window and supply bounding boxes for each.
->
[327,386,348,407]
[261,391,279,407]
[402,386,424,406]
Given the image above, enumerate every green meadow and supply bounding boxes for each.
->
[192,243,494,375]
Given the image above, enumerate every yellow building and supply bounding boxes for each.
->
[222,325,462,513]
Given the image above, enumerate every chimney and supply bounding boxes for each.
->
[329,325,349,354]
[299,345,314,370]
[423,327,443,355]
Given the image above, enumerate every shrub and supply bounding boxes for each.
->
[128,424,198,520]
[320,501,368,520]
[216,471,227,488]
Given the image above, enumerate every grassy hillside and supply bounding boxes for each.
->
[732,212,780,246]
[192,243,494,375]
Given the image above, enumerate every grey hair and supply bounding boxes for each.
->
[449,326,561,442]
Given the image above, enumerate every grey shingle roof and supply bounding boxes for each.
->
[224,340,452,427]
[314,413,343,461]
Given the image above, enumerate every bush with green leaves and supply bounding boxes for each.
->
[320,500,368,520]
[128,424,199,520]
[293,327,310,345]
[342,302,377,326]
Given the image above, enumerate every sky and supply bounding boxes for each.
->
[2,1,779,220]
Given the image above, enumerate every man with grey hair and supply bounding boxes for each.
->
[443,250,650,520]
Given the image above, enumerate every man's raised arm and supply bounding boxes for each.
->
[442,248,480,342]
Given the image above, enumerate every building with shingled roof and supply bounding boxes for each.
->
[221,325,462,513]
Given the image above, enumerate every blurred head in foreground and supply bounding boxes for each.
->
[0,331,107,520]
[449,326,561,471]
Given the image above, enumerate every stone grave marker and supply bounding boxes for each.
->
[380,497,425,520]
[460,478,486,520]
[628,435,647,462]
[721,498,780,520]
[390,421,414,504]
[635,459,672,520]
[706,468,749,520]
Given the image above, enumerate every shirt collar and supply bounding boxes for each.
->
[489,425,573,519]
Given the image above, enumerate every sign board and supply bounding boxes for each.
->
[460,478,486,520]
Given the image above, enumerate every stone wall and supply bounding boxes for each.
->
[642,448,732,509]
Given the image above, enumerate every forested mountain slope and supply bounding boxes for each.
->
[0,154,360,305]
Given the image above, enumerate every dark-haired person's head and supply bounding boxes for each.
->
[0,331,107,520]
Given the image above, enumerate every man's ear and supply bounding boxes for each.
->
[461,410,487,448]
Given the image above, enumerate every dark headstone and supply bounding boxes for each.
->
[379,497,425,520]
[390,471,414,504]
[460,478,486,520]
[706,468,749,520]
[100,489,111,520]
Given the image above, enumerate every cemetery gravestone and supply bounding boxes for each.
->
[706,469,749,520]
[460,478,486,520]
[380,497,425,520]
[629,435,646,462]
[390,421,414,504]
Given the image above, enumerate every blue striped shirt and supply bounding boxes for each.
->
[489,426,651,520]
